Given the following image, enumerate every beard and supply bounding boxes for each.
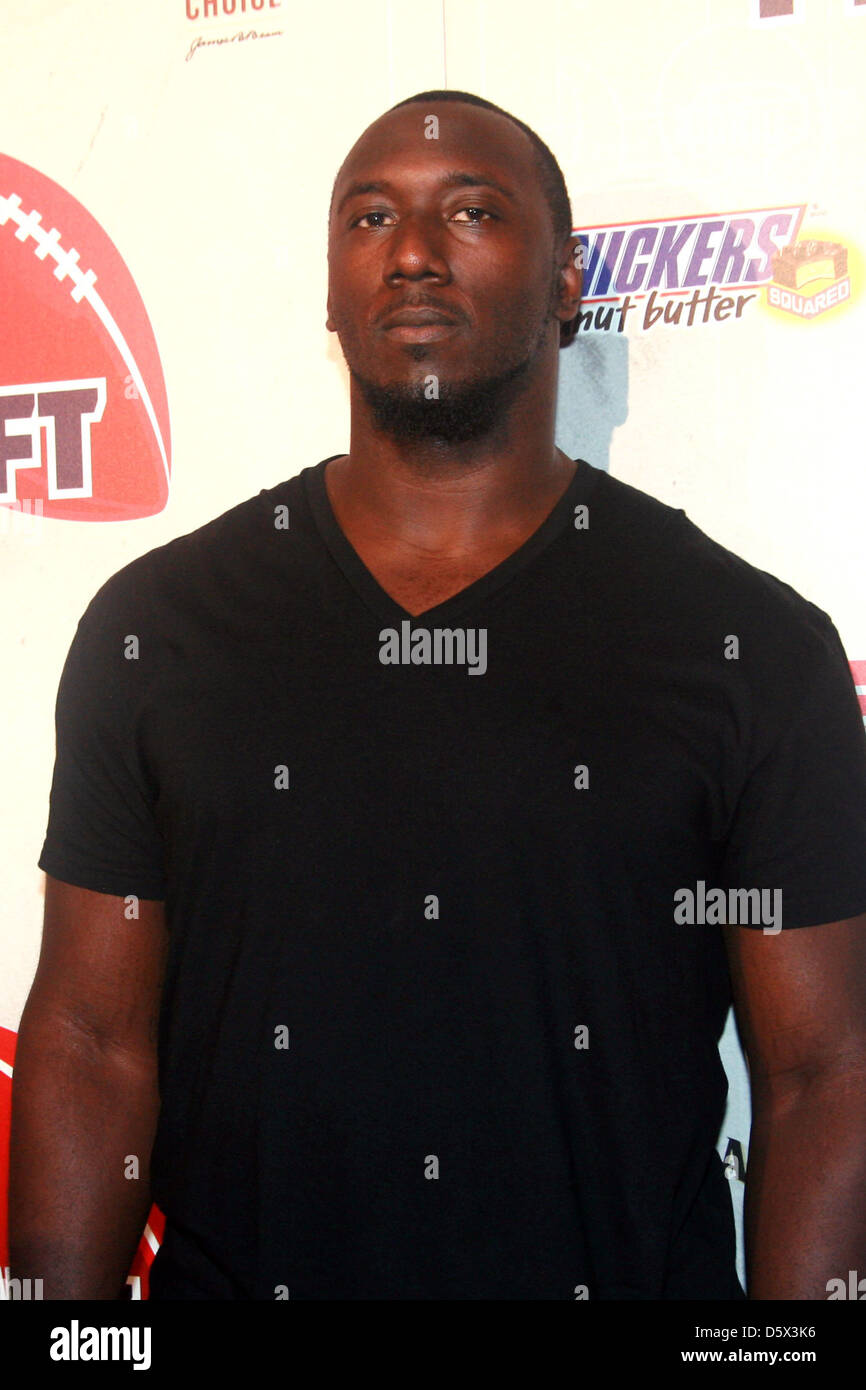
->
[349,351,538,445]
[345,277,559,447]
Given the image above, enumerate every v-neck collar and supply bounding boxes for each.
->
[304,453,601,625]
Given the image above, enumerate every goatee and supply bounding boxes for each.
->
[350,353,536,445]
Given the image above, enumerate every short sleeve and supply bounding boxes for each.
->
[720,613,866,929]
[38,572,167,900]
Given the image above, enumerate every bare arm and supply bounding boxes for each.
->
[8,876,168,1299]
[724,912,866,1299]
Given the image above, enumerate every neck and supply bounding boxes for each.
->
[330,358,570,554]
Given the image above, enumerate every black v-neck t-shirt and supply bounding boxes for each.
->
[38,457,866,1299]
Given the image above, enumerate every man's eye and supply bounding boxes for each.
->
[353,211,394,228]
[452,207,494,223]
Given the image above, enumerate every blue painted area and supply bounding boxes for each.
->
[718,1006,752,1292]
[554,331,628,472]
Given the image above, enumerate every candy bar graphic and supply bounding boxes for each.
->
[772,238,848,290]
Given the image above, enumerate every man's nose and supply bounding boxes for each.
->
[383,212,450,281]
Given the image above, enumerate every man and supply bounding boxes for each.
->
[10,89,866,1301]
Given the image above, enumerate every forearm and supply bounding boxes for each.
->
[8,1005,160,1299]
[745,1066,866,1299]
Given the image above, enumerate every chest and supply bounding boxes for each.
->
[348,542,528,617]
[146,608,735,887]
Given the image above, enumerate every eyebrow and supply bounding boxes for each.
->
[335,170,517,216]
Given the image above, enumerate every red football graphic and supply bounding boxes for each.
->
[0,1026,14,1291]
[852,661,866,725]
[0,153,170,521]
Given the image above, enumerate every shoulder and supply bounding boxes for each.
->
[590,466,838,652]
[78,464,324,629]
[581,467,855,741]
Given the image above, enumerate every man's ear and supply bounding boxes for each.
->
[556,233,583,326]
[326,296,335,333]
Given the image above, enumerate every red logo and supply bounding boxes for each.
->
[852,661,866,728]
[0,154,170,522]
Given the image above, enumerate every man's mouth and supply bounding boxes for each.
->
[379,307,461,342]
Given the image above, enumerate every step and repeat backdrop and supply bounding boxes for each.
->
[1,0,865,1298]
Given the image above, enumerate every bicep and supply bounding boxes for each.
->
[23,875,169,1062]
[724,914,866,1090]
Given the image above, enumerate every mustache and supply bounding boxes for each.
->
[376,294,466,325]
